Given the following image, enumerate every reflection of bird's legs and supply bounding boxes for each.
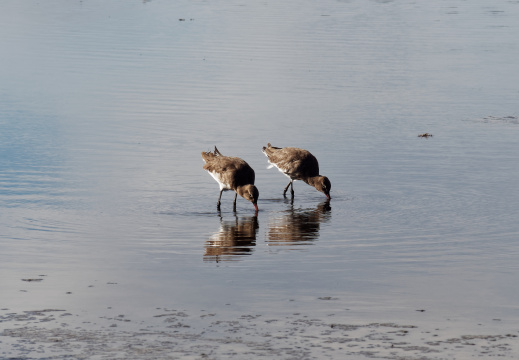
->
[233,192,238,212]
[283,180,294,197]
[217,189,224,210]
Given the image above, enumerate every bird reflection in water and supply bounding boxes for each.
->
[204,214,259,262]
[267,200,331,246]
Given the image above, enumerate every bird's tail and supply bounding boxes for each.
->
[201,146,223,163]
[214,146,223,156]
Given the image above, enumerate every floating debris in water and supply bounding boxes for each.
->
[418,133,433,138]
[21,278,43,282]
[481,115,518,124]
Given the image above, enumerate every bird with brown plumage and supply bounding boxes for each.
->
[202,147,259,212]
[262,143,331,200]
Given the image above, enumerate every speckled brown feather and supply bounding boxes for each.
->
[262,143,331,199]
[202,147,255,189]
[262,143,319,180]
[202,147,259,211]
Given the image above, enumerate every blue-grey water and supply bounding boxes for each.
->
[1,0,519,358]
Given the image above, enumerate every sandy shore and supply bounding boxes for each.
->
[1,307,518,359]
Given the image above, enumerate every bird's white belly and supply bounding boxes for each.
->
[267,161,294,181]
[209,171,231,191]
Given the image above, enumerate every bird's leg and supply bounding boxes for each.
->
[290,182,295,198]
[233,192,238,212]
[217,189,223,210]
[283,181,292,197]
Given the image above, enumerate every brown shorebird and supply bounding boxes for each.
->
[202,147,259,212]
[262,143,331,200]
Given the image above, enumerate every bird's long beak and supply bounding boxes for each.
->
[325,193,331,200]
[253,203,259,212]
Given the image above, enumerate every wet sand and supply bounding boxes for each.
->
[2,307,518,359]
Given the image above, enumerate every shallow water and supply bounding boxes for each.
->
[1,0,519,358]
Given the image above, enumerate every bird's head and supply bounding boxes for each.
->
[315,176,331,200]
[239,184,259,211]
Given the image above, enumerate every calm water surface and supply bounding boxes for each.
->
[1,0,519,357]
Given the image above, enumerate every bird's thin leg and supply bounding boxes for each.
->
[283,180,292,196]
[233,192,238,212]
[290,182,295,198]
[217,189,223,210]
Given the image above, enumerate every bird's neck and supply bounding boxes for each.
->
[304,176,322,187]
